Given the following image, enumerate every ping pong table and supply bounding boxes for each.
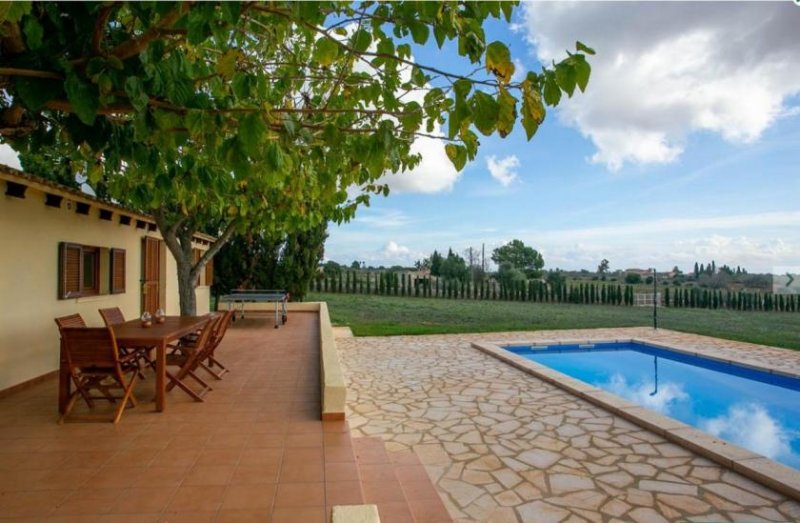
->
[218,289,289,328]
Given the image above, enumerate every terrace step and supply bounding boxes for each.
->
[353,437,452,523]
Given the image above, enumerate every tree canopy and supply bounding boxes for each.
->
[0,1,592,312]
[491,239,544,278]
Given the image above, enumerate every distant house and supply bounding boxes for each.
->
[0,166,214,393]
[624,268,653,278]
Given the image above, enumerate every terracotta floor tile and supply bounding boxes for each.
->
[270,506,326,523]
[282,447,323,462]
[376,501,415,523]
[321,421,349,434]
[166,485,226,512]
[394,464,430,483]
[0,489,72,517]
[108,486,176,514]
[216,508,272,522]
[194,449,242,466]
[358,463,397,482]
[407,497,452,523]
[273,482,325,507]
[278,460,324,483]
[323,446,355,463]
[134,466,189,488]
[245,433,286,449]
[284,432,323,448]
[157,510,218,522]
[362,480,407,503]
[85,466,145,489]
[221,483,277,510]
[240,448,284,466]
[232,464,281,485]
[182,464,236,486]
[324,480,364,506]
[324,462,360,482]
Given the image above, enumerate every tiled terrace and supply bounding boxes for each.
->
[0,312,447,522]
[338,327,800,523]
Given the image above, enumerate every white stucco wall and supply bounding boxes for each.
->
[0,182,210,391]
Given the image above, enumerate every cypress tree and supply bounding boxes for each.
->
[664,287,670,307]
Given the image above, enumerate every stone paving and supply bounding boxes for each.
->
[337,327,800,523]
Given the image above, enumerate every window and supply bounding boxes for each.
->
[58,243,126,299]
[81,247,99,295]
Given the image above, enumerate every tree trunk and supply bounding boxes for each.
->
[153,209,238,317]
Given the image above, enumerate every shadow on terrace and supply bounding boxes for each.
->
[0,312,364,522]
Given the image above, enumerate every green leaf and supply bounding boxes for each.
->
[64,73,98,125]
[124,77,150,113]
[574,57,591,92]
[521,113,539,141]
[238,112,267,157]
[22,17,43,50]
[400,101,422,132]
[313,38,339,67]
[445,144,467,171]
[408,21,429,45]
[351,29,372,52]
[410,66,426,87]
[220,1,241,24]
[106,55,124,70]
[215,49,240,78]
[0,1,31,23]
[232,72,251,99]
[15,77,56,111]
[555,63,576,97]
[576,41,596,56]
[453,79,471,101]
[543,76,561,106]
[485,41,514,84]
[496,89,516,138]
[469,91,499,136]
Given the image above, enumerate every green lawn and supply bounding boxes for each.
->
[309,292,800,350]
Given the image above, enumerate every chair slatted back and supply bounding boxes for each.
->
[98,307,126,326]
[55,314,87,330]
[194,317,216,353]
[60,327,121,369]
[213,311,234,346]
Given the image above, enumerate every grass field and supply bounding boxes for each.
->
[309,292,800,350]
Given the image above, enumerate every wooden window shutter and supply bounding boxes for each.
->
[58,242,82,299]
[110,248,126,294]
[193,248,201,286]
[205,256,214,286]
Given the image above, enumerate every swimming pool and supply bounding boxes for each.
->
[505,341,800,470]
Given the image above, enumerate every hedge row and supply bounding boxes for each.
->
[313,271,799,312]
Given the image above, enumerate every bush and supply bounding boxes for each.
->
[625,273,642,284]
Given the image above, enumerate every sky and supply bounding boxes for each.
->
[324,1,800,274]
[2,2,798,275]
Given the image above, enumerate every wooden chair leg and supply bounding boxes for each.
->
[166,371,205,402]
[199,361,225,380]
[112,373,138,424]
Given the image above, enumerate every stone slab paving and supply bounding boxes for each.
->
[337,327,800,523]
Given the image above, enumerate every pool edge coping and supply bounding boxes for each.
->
[471,338,800,502]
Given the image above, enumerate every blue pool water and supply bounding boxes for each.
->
[506,341,800,470]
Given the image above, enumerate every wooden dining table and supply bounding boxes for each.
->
[58,315,208,414]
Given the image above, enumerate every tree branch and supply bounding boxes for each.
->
[195,219,239,272]
[91,5,115,55]
[0,68,62,80]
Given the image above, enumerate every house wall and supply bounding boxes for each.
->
[0,184,210,392]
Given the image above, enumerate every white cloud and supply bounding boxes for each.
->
[0,144,21,170]
[702,403,792,461]
[378,135,460,193]
[520,2,800,170]
[355,208,413,228]
[383,240,410,258]
[604,374,689,416]
[486,155,520,187]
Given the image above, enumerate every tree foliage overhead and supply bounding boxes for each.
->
[0,1,592,313]
[491,239,544,278]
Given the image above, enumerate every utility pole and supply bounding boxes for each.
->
[653,268,658,330]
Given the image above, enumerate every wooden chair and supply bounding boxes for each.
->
[166,317,216,402]
[59,326,139,423]
[99,307,155,376]
[199,310,233,380]
[55,313,87,330]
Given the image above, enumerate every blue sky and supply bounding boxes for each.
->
[325,2,800,274]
